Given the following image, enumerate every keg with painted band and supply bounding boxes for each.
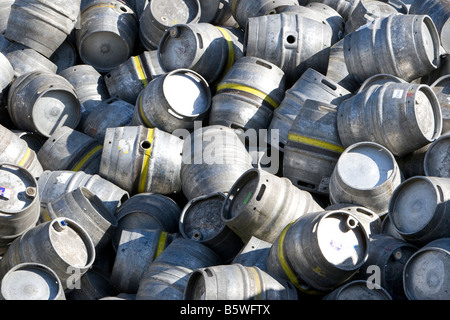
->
[209,56,286,131]
[136,237,221,300]
[281,2,345,45]
[180,125,253,200]
[230,0,300,30]
[131,69,211,134]
[343,14,440,84]
[42,187,117,250]
[329,142,402,216]
[409,0,450,54]
[100,125,183,195]
[179,192,243,263]
[200,0,238,27]
[104,50,165,105]
[139,0,201,50]
[356,233,417,300]
[37,126,102,174]
[112,192,181,250]
[158,23,244,85]
[0,217,96,291]
[266,209,369,295]
[245,13,333,85]
[83,97,134,143]
[221,168,324,244]
[0,262,65,300]
[0,52,13,100]
[5,0,81,58]
[424,134,450,178]
[37,170,129,217]
[267,68,352,151]
[110,228,179,293]
[306,0,360,21]
[388,176,450,246]
[76,0,138,73]
[7,71,81,138]
[184,263,298,300]
[59,64,111,128]
[0,0,13,33]
[12,130,46,154]
[337,81,442,157]
[403,237,450,300]
[0,124,43,178]
[322,280,392,300]
[2,42,57,79]
[283,100,344,196]
[344,0,408,35]
[231,236,271,271]
[430,75,450,135]
[51,39,78,74]
[0,164,40,254]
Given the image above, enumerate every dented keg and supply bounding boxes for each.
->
[283,100,344,195]
[0,164,40,254]
[323,280,392,300]
[83,97,134,142]
[388,176,450,246]
[37,170,129,216]
[268,68,352,150]
[139,0,201,50]
[0,217,96,291]
[184,263,298,300]
[180,125,253,200]
[0,124,43,178]
[329,142,402,216]
[136,237,221,300]
[100,125,183,195]
[76,0,138,73]
[37,126,103,174]
[209,56,286,131]
[337,81,442,157]
[266,209,369,294]
[131,69,211,133]
[245,13,333,85]
[5,0,81,58]
[43,187,118,250]
[343,14,441,84]
[7,71,81,138]
[104,50,165,105]
[403,237,450,300]
[221,168,324,243]
[158,23,244,85]
[0,263,65,300]
[110,228,179,293]
[179,192,243,263]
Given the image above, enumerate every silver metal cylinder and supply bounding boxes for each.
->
[0,51,13,101]
[231,236,272,272]
[5,0,81,58]
[184,263,298,300]
[326,39,360,93]
[222,168,324,243]
[322,280,392,300]
[430,75,450,135]
[305,0,359,21]
[51,39,78,74]
[329,141,403,216]
[99,125,183,195]
[424,133,450,178]
[0,0,14,33]
[209,56,286,131]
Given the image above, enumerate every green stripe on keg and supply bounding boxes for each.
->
[18,148,31,167]
[71,145,103,172]
[287,133,345,154]
[217,83,279,109]
[243,192,252,205]
[137,128,155,194]
[155,231,168,259]
[132,56,148,87]
[216,27,234,76]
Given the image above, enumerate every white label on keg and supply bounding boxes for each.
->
[392,89,404,99]
[0,186,11,200]
[56,172,72,184]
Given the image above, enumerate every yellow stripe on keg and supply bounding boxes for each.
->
[231,0,239,14]
[287,133,345,154]
[216,27,235,75]
[137,128,155,193]
[132,56,148,87]
[217,83,279,109]
[155,231,168,259]
[249,267,263,300]
[87,4,116,10]
[277,222,300,289]
[138,94,153,128]
[18,148,31,167]
[71,145,103,172]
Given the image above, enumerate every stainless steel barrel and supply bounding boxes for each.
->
[231,236,272,272]
[323,280,392,300]
[423,134,450,178]
[99,125,183,195]
[0,0,14,33]
[0,51,13,101]
[51,39,78,74]
[221,168,324,243]
[7,71,81,138]
[306,0,359,21]
[430,75,450,135]
[184,263,298,300]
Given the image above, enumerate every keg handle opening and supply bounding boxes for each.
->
[346,216,358,230]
